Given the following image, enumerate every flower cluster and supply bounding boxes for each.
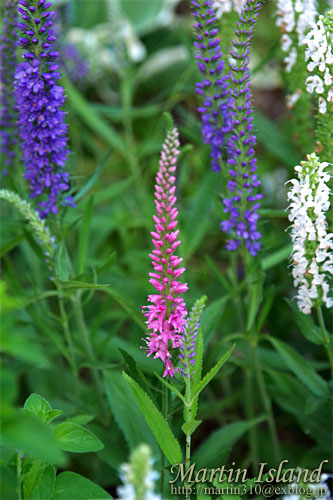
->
[275,0,317,74]
[303,13,333,114]
[287,153,333,314]
[0,189,57,274]
[222,0,263,256]
[190,0,231,172]
[142,127,188,377]
[15,0,73,218]
[179,296,206,378]
[213,0,246,18]
[0,0,18,176]
[116,444,161,500]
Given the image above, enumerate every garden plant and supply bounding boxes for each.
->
[0,0,332,499]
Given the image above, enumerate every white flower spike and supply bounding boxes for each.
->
[287,153,333,314]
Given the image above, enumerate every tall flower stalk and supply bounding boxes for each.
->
[0,0,18,177]
[222,0,263,256]
[287,153,333,315]
[142,126,188,377]
[190,0,231,172]
[15,0,73,217]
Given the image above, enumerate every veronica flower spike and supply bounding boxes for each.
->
[190,0,231,172]
[15,0,74,218]
[142,126,188,377]
[287,153,333,315]
[0,0,18,176]
[221,0,263,256]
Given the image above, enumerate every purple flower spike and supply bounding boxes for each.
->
[179,296,206,378]
[0,0,18,176]
[222,0,263,256]
[190,0,231,172]
[15,0,73,218]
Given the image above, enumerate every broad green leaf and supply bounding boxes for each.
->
[54,422,104,453]
[59,280,110,290]
[192,417,265,468]
[53,472,112,500]
[23,464,55,500]
[123,372,182,464]
[1,410,65,465]
[63,76,125,153]
[78,195,94,276]
[24,393,51,418]
[285,299,323,345]
[45,410,63,424]
[192,345,235,400]
[104,371,158,453]
[266,336,329,399]
[181,420,202,436]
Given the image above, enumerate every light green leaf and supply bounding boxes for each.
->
[192,345,235,401]
[266,336,329,399]
[59,280,110,290]
[23,464,55,500]
[53,472,112,500]
[123,372,182,464]
[54,422,104,453]
[182,420,202,436]
[24,393,51,418]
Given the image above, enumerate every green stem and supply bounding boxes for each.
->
[73,291,108,423]
[253,342,281,464]
[56,281,77,374]
[16,453,22,500]
[316,306,333,379]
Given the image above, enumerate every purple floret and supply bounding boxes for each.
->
[222,0,263,256]
[191,0,231,172]
[15,0,73,217]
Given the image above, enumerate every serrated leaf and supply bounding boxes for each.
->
[192,345,235,401]
[191,328,204,419]
[104,371,158,453]
[53,472,112,500]
[266,336,329,399]
[182,420,202,436]
[54,422,104,453]
[123,372,182,464]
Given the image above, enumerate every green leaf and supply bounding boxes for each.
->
[1,410,65,465]
[45,410,63,424]
[191,328,204,419]
[262,245,292,271]
[54,422,104,453]
[59,280,110,290]
[192,417,265,468]
[53,472,112,500]
[56,243,69,282]
[266,336,329,399]
[123,372,182,464]
[78,196,94,276]
[200,296,230,344]
[75,151,112,202]
[246,272,265,331]
[154,372,185,403]
[104,371,158,453]
[192,345,235,401]
[62,76,125,153]
[285,299,323,345]
[181,420,202,436]
[23,464,55,500]
[24,393,51,418]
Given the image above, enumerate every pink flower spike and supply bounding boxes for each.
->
[142,126,188,377]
